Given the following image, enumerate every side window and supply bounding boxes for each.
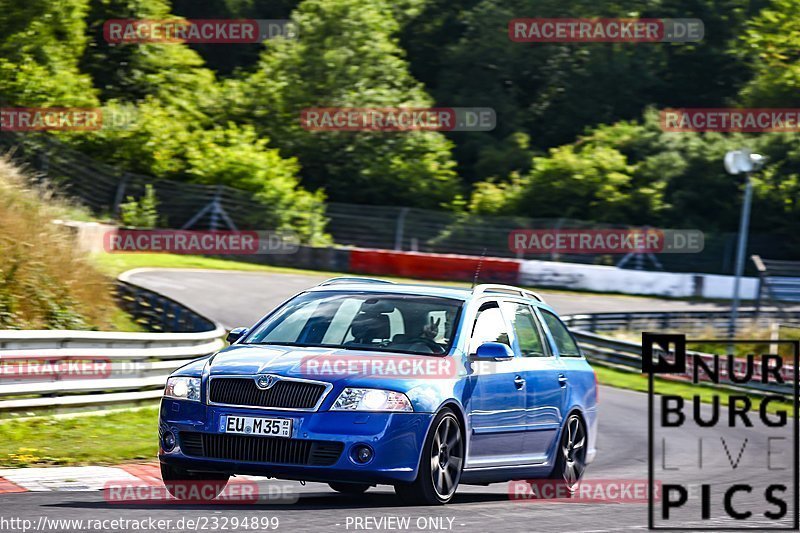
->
[501,302,547,357]
[541,310,581,357]
[469,303,511,355]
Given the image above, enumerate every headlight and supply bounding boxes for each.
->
[164,377,201,402]
[331,388,413,412]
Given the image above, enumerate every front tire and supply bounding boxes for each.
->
[160,463,230,501]
[395,408,464,505]
[329,482,370,495]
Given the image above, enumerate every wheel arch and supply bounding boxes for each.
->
[548,407,587,472]
[429,400,469,459]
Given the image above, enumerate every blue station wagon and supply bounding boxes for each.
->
[159,278,598,504]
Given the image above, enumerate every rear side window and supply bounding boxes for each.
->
[501,302,547,357]
[541,310,581,357]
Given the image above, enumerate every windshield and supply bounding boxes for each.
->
[244,291,462,356]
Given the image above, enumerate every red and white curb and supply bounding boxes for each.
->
[0,464,148,494]
[0,463,262,495]
[0,463,154,493]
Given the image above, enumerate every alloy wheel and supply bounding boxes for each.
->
[561,415,587,489]
[430,415,463,500]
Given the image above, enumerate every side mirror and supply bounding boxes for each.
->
[226,327,248,344]
[471,342,514,361]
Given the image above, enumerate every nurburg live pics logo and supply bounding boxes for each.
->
[643,332,800,530]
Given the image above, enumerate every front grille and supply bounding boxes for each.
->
[209,377,327,410]
[179,432,344,466]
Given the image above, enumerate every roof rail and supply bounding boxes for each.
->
[318,277,396,287]
[472,283,545,303]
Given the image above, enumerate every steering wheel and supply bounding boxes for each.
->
[407,337,445,354]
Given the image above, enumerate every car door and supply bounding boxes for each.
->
[501,301,565,463]
[465,300,526,467]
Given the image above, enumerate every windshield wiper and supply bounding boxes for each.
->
[244,341,445,357]
[244,341,322,348]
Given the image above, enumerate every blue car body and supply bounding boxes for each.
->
[159,281,598,492]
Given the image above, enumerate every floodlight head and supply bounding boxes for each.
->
[724,150,767,175]
[749,153,767,171]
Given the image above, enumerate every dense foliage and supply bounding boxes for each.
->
[0,0,798,243]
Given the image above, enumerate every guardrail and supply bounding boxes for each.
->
[0,327,225,411]
[566,312,800,397]
[563,309,800,335]
[1,292,797,412]
[573,329,795,393]
[0,275,226,412]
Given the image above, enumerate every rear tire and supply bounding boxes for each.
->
[329,482,370,495]
[394,408,463,505]
[160,463,230,501]
[544,413,587,497]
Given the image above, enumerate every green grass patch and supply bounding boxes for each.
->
[0,406,159,467]
[0,365,790,467]
[594,364,792,416]
[109,308,146,332]
[91,252,344,279]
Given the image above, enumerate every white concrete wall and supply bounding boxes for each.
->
[518,260,758,299]
[699,273,759,300]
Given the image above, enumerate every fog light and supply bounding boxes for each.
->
[162,431,176,452]
[352,444,373,464]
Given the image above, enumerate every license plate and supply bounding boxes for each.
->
[220,415,293,438]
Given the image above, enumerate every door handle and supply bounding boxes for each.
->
[557,373,568,387]
[514,375,526,390]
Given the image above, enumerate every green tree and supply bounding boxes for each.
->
[80,0,218,107]
[227,0,461,208]
[736,0,800,106]
[402,0,754,183]
[468,109,800,248]
[119,183,159,228]
[0,0,97,106]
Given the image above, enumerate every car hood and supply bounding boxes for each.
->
[207,344,460,387]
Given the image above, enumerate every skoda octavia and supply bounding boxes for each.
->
[159,278,598,504]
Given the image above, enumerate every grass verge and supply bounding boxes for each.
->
[0,368,792,467]
[90,252,320,278]
[0,405,159,467]
[594,364,792,416]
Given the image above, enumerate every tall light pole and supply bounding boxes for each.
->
[724,149,766,338]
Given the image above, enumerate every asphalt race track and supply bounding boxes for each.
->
[0,270,791,532]
[122,268,730,329]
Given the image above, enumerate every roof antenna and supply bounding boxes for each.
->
[471,248,487,288]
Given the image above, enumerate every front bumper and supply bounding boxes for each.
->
[158,398,434,484]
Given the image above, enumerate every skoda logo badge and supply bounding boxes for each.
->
[256,374,278,389]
